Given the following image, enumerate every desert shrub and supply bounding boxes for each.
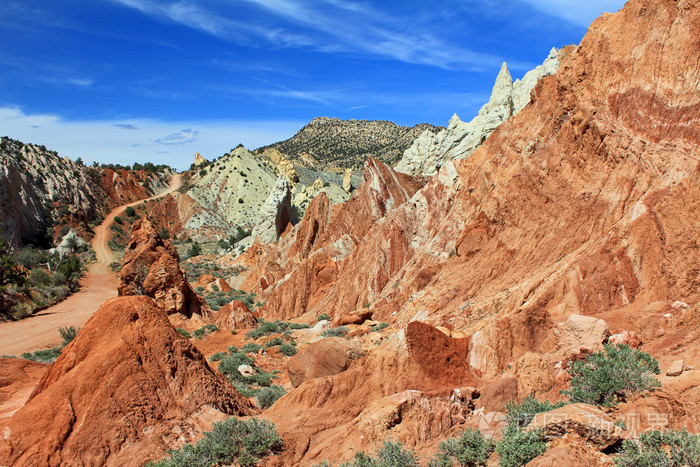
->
[216,295,232,307]
[51,271,68,286]
[503,395,566,429]
[257,385,286,409]
[227,345,238,354]
[110,261,122,272]
[265,337,284,348]
[218,352,254,376]
[246,370,275,387]
[125,206,136,217]
[241,342,263,354]
[15,246,47,270]
[614,429,700,467]
[159,227,170,240]
[209,352,227,362]
[317,313,331,322]
[58,325,79,346]
[373,440,419,466]
[151,417,282,467]
[187,242,202,258]
[196,286,205,293]
[279,343,297,357]
[192,324,218,339]
[563,344,661,408]
[20,346,62,363]
[429,428,495,466]
[246,320,309,340]
[28,268,51,288]
[114,216,123,224]
[495,427,548,467]
[175,328,191,338]
[321,326,348,338]
[371,322,389,332]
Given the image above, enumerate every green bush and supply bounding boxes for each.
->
[175,327,191,338]
[503,395,566,429]
[150,417,282,467]
[246,320,309,340]
[241,342,263,354]
[218,352,254,376]
[321,326,348,338]
[495,427,548,467]
[257,385,286,409]
[371,322,389,333]
[430,428,495,466]
[114,216,123,224]
[20,346,62,364]
[279,343,297,357]
[209,352,227,362]
[614,429,700,467]
[125,206,136,217]
[51,271,68,286]
[563,344,661,408]
[28,268,51,288]
[58,325,79,346]
[187,242,203,258]
[193,324,219,339]
[265,337,284,348]
[317,313,331,322]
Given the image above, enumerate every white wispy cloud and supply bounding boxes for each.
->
[108,0,518,71]
[0,106,303,170]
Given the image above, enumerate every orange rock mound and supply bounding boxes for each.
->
[0,296,253,466]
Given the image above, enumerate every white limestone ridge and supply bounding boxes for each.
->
[251,177,295,244]
[395,48,562,177]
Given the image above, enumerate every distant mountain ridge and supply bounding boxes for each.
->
[255,117,443,170]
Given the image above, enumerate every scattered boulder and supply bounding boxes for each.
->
[558,315,610,354]
[335,309,373,326]
[194,274,232,293]
[342,168,353,192]
[238,365,255,377]
[119,218,207,318]
[527,403,622,450]
[287,337,364,388]
[215,300,258,330]
[516,352,555,395]
[666,359,685,377]
[607,331,643,348]
[0,296,253,466]
[49,229,86,258]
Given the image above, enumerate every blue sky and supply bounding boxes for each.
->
[0,0,625,170]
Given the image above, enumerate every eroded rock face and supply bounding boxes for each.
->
[252,177,295,244]
[0,296,253,466]
[527,403,622,450]
[214,300,258,331]
[395,48,564,177]
[287,337,364,388]
[119,218,207,317]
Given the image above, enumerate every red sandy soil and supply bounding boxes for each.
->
[0,174,181,356]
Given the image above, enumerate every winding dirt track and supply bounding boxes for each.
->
[0,174,181,356]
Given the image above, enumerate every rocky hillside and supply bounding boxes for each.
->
[396,47,567,177]
[0,137,173,249]
[255,117,443,170]
[0,137,105,248]
[183,146,349,244]
[224,0,700,463]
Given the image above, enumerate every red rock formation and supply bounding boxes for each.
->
[215,300,258,330]
[119,218,207,318]
[286,337,364,388]
[263,322,477,465]
[194,274,233,293]
[239,0,700,462]
[240,0,699,374]
[0,296,253,466]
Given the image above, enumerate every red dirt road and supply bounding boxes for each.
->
[0,174,182,356]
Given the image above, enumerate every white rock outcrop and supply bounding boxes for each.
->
[251,177,295,244]
[396,48,562,177]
